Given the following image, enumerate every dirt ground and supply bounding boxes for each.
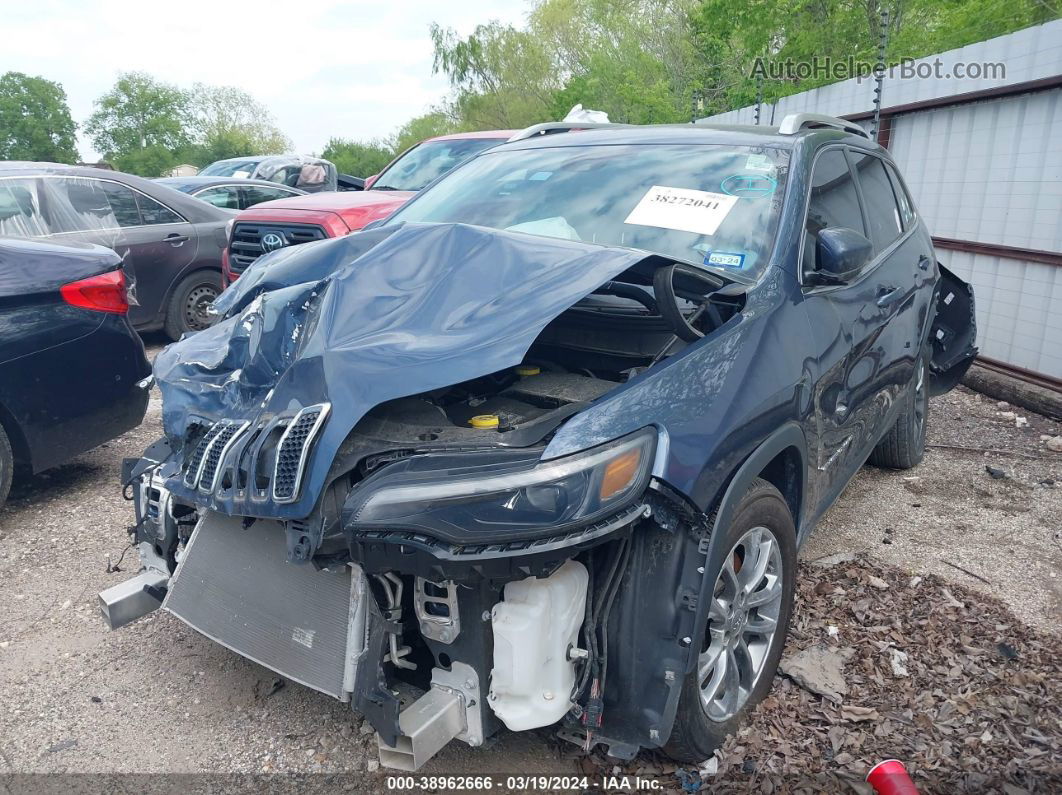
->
[1,340,1059,790]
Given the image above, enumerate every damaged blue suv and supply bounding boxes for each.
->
[103,114,976,769]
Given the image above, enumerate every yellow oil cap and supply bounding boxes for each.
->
[515,365,541,376]
[469,414,500,429]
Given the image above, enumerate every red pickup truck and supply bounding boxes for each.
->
[224,130,516,282]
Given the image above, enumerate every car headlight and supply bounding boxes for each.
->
[345,428,656,543]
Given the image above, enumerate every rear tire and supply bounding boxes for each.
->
[665,478,796,763]
[868,354,929,470]
[0,424,13,511]
[163,271,221,341]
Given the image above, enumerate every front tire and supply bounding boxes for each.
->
[0,423,14,510]
[665,478,796,763]
[868,354,929,470]
[164,271,221,341]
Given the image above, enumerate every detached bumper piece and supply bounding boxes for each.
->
[98,570,169,630]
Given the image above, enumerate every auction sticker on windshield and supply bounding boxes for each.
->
[624,186,738,236]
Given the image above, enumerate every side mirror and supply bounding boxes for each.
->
[809,227,873,285]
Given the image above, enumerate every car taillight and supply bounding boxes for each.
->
[60,269,129,314]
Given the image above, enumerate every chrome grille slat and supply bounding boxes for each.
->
[198,421,250,493]
[272,404,330,502]
[184,423,224,488]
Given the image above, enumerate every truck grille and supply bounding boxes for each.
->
[229,222,328,274]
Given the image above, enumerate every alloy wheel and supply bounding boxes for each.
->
[698,526,784,722]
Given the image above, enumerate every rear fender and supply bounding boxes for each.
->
[929,264,977,396]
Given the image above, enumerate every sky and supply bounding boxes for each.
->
[2,0,531,160]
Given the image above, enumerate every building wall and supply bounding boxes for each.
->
[702,20,1062,381]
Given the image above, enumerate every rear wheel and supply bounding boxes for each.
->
[868,354,929,470]
[665,478,796,763]
[0,424,13,510]
[164,271,221,341]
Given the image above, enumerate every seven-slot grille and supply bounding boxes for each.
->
[180,406,329,503]
[273,404,330,502]
[229,222,328,274]
[184,420,248,492]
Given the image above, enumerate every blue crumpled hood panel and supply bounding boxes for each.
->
[154,222,655,517]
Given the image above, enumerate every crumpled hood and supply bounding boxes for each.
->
[154,222,657,517]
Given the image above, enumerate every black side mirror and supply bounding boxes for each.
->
[809,227,873,285]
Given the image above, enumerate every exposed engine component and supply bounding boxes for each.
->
[489,560,589,731]
[414,578,461,644]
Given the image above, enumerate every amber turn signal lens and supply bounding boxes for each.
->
[599,448,642,500]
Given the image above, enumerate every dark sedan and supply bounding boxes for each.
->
[155,176,307,210]
[0,237,150,510]
[0,163,234,340]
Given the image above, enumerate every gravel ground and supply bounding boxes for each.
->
[0,341,1059,790]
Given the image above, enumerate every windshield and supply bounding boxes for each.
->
[371,138,503,192]
[385,143,790,282]
[200,159,262,178]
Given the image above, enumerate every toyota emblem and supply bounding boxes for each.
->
[261,232,287,252]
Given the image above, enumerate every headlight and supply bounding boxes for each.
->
[345,428,656,543]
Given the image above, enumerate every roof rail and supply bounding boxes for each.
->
[777,113,871,139]
[507,122,631,141]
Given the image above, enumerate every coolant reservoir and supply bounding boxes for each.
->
[488,559,588,731]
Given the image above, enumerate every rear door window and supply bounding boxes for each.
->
[47,177,138,232]
[0,178,50,237]
[196,186,240,209]
[848,151,904,252]
[803,149,865,272]
[241,185,297,207]
[136,193,184,225]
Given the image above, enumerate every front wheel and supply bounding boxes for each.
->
[0,423,14,510]
[164,271,221,341]
[665,478,796,763]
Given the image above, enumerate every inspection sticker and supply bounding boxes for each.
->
[624,186,738,236]
[705,251,746,269]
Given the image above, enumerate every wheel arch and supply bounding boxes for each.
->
[0,396,34,476]
[685,421,807,674]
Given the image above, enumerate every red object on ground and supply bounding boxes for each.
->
[866,759,920,795]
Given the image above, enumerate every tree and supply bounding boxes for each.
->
[430,21,558,129]
[85,72,192,176]
[187,83,291,163]
[391,110,461,154]
[321,137,394,177]
[0,72,79,163]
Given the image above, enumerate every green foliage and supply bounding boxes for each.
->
[391,111,462,153]
[85,72,192,173]
[187,83,292,164]
[0,71,79,163]
[427,0,1060,130]
[112,145,184,179]
[321,137,395,177]
[430,21,558,128]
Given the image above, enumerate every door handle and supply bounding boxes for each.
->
[917,255,931,271]
[166,233,190,247]
[876,286,903,307]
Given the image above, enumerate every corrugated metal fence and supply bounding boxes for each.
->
[701,21,1062,386]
